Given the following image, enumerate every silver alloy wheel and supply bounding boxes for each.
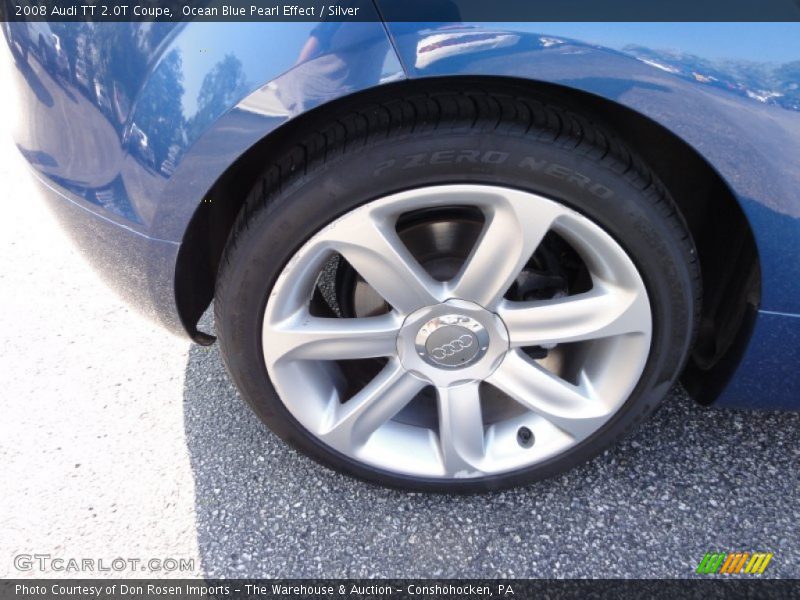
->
[262,185,652,479]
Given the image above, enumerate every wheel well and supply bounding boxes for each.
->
[175,76,760,403]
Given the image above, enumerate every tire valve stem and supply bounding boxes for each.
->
[517,426,534,448]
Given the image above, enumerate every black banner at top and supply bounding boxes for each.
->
[2,0,800,22]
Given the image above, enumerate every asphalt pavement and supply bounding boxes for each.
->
[1,76,799,579]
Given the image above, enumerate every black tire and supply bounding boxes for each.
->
[215,82,701,492]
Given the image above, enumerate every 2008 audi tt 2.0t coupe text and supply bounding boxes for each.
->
[5,14,800,491]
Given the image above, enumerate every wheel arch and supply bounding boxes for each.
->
[175,75,760,404]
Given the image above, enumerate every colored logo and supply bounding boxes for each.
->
[696,552,773,575]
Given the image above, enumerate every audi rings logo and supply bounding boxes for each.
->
[430,334,474,360]
[415,315,488,369]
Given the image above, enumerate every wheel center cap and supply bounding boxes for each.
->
[415,315,488,369]
[397,299,509,387]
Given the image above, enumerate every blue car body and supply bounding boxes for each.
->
[5,17,800,409]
